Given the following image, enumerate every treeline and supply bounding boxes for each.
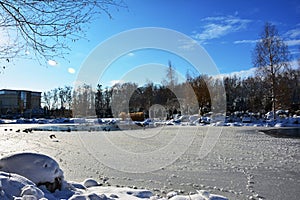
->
[42,23,299,119]
[42,66,299,119]
[43,86,73,118]
[224,67,299,114]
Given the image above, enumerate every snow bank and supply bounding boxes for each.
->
[1,113,300,128]
[0,153,228,200]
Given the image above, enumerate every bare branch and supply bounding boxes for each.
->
[0,0,125,62]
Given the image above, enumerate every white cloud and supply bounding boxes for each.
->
[290,49,300,55]
[193,15,251,43]
[178,39,198,50]
[109,80,123,86]
[284,27,300,47]
[214,67,256,80]
[47,60,57,66]
[285,39,300,46]
[68,68,76,74]
[285,28,300,39]
[227,67,256,78]
[194,24,232,41]
[234,39,259,44]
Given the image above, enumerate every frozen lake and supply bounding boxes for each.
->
[1,125,299,199]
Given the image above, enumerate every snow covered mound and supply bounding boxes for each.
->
[0,171,44,199]
[0,152,64,192]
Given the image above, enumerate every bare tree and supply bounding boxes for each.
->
[72,84,95,117]
[0,0,124,63]
[58,86,72,110]
[95,84,104,118]
[252,22,291,119]
[51,88,58,109]
[162,61,178,89]
[65,86,73,110]
[42,91,52,110]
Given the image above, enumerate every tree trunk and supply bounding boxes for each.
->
[271,71,275,120]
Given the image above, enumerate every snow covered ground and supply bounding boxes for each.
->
[0,124,299,199]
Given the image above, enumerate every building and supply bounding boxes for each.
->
[0,89,42,118]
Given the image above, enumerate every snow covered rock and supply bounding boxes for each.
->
[20,185,45,199]
[166,191,178,198]
[126,189,153,198]
[69,193,109,200]
[0,152,64,192]
[274,123,285,127]
[82,178,100,188]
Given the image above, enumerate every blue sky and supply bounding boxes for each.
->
[0,0,299,92]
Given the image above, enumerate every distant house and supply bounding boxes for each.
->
[0,89,42,118]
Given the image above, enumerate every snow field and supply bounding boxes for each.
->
[0,125,299,199]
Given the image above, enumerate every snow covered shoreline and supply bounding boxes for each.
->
[0,124,231,200]
[0,150,228,199]
[0,125,299,199]
[1,111,300,129]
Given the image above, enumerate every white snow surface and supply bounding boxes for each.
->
[0,152,228,200]
[0,123,299,199]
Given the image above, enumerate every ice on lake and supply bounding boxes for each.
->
[0,124,299,199]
